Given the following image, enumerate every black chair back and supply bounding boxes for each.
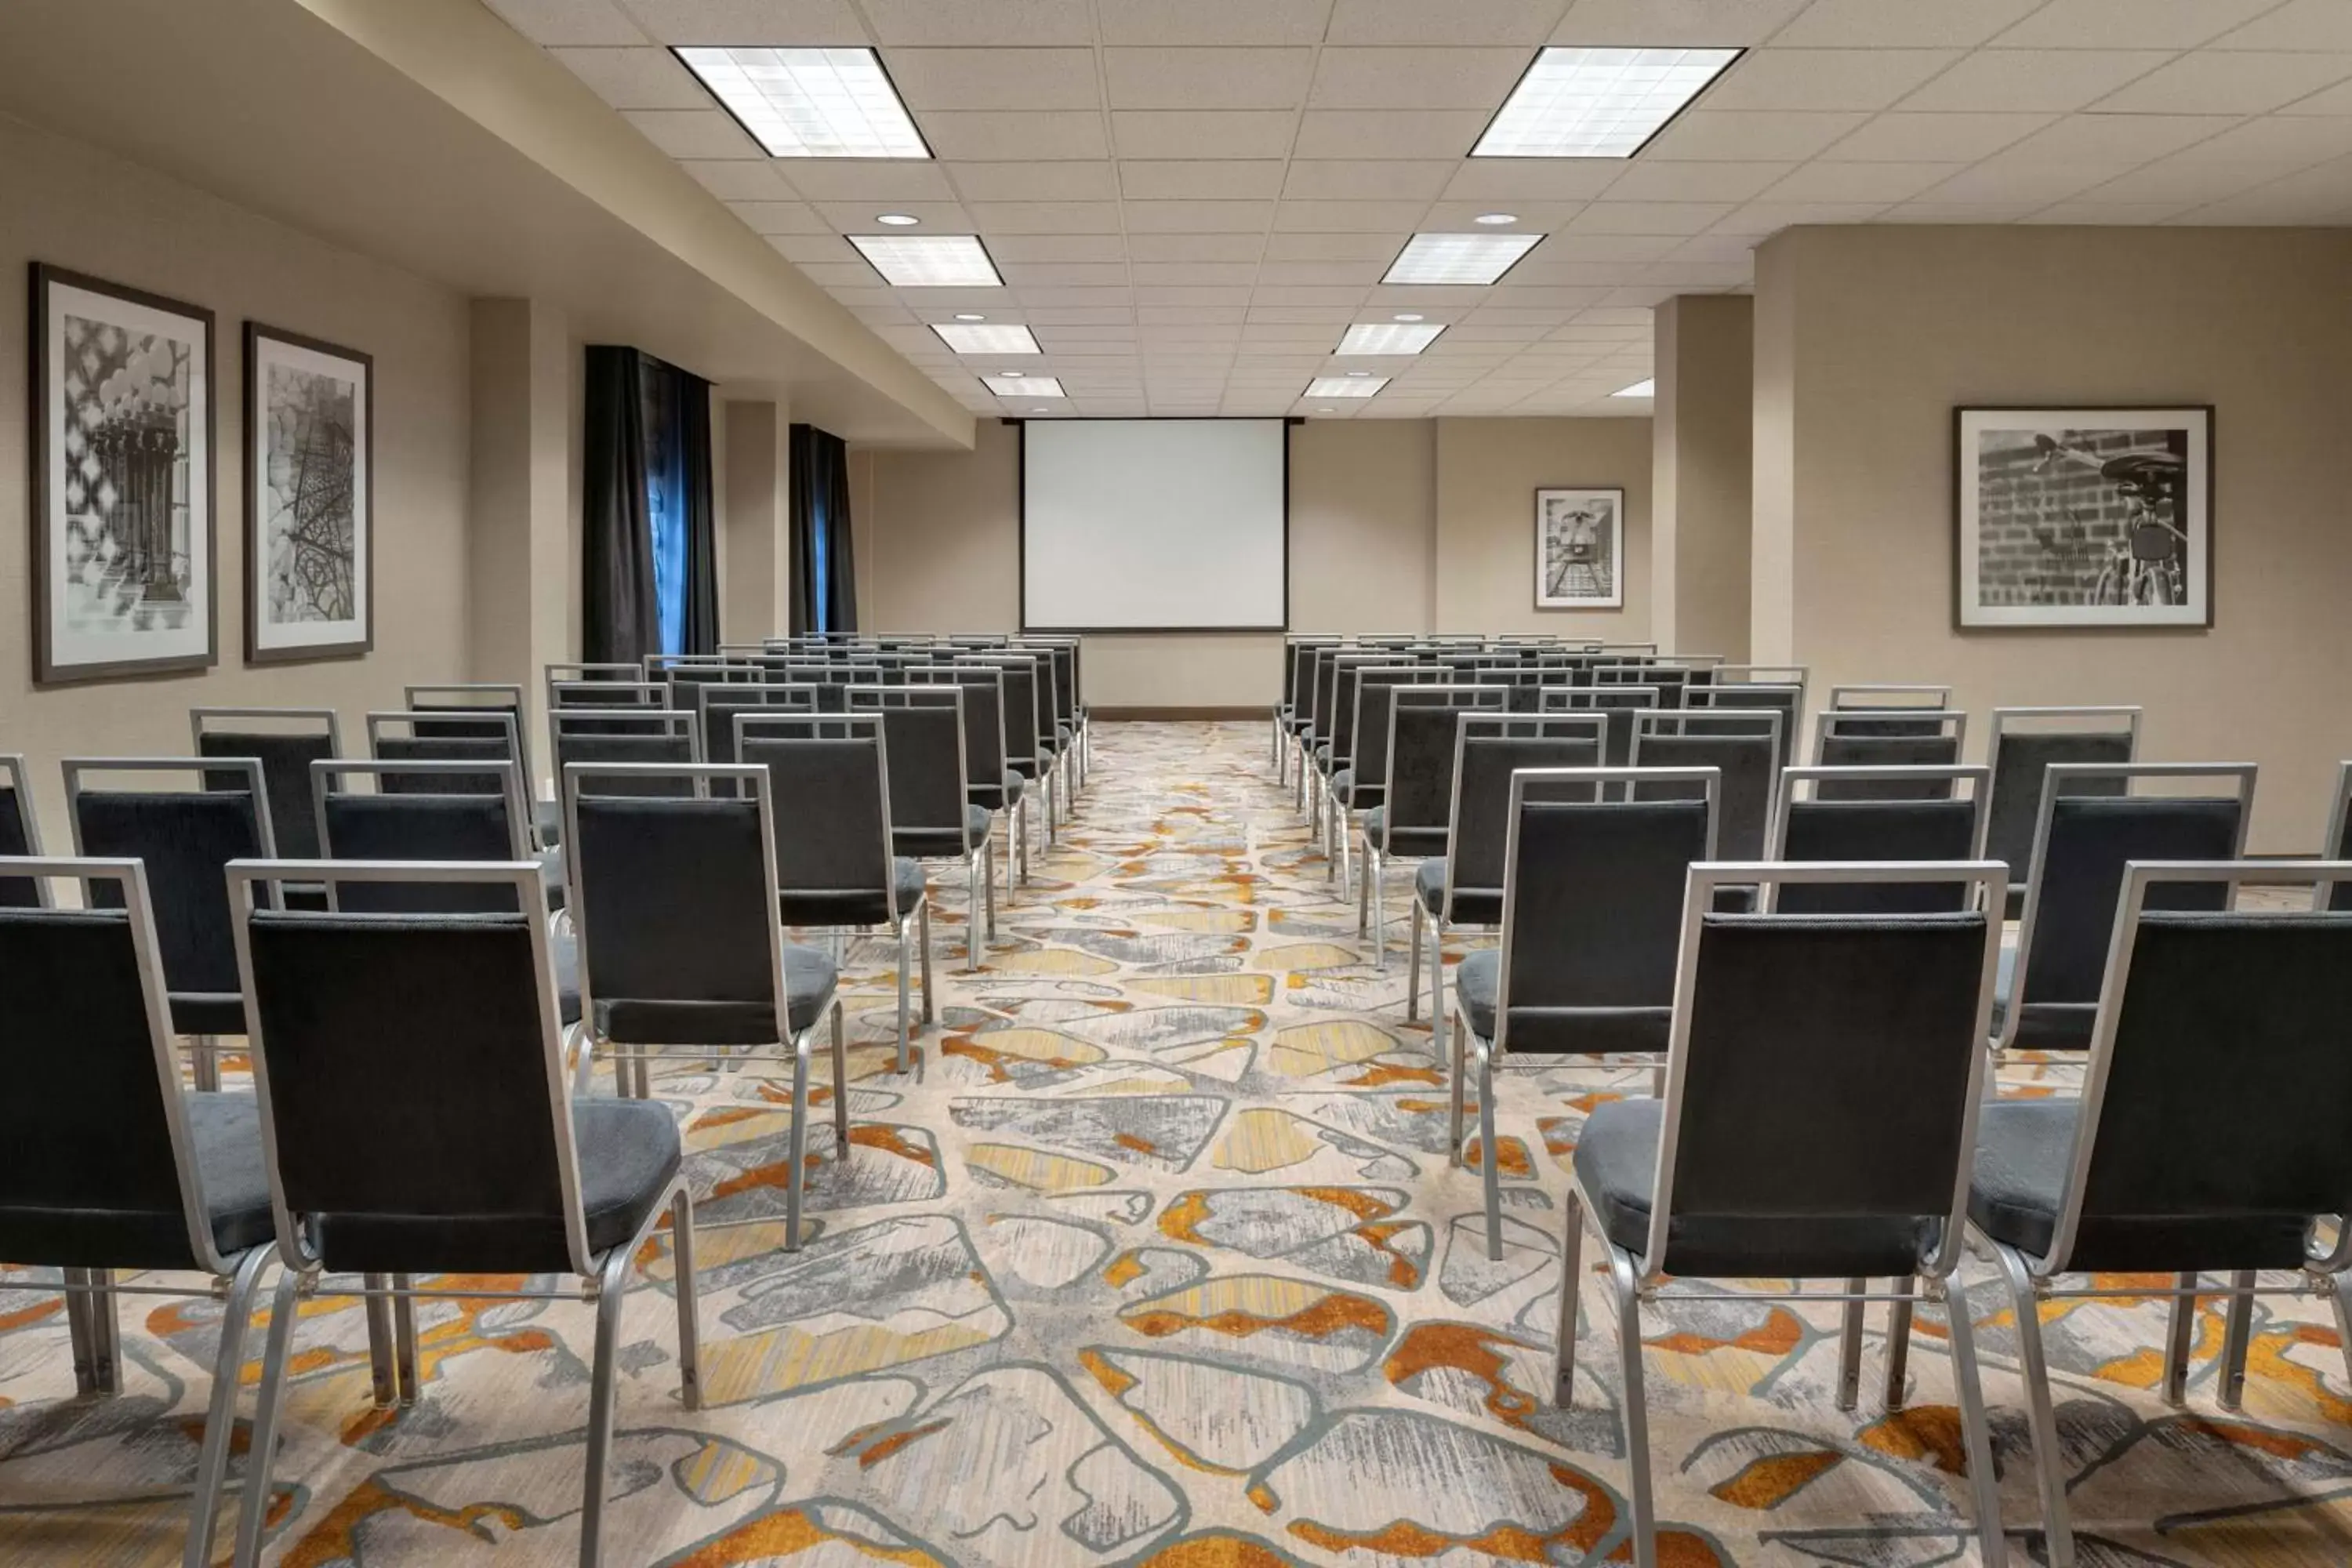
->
[738,714,904,926]
[1440,714,1606,924]
[405,683,531,788]
[1632,710,1781,861]
[193,709,339,860]
[1380,686,1504,857]
[552,710,699,796]
[1689,681,1802,769]
[68,759,276,1004]
[1773,765,1989,914]
[850,688,971,858]
[1351,666,1446,802]
[1984,709,2140,894]
[967,656,1043,778]
[0,755,45,909]
[315,760,531,914]
[909,666,1009,810]
[698,683,822,767]
[1813,710,1965,798]
[370,710,520,799]
[1541,684,1658,767]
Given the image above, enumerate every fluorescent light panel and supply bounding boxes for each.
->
[850,234,1002,287]
[1305,376,1387,399]
[1474,47,1740,158]
[932,322,1040,354]
[674,47,928,158]
[988,376,1065,398]
[1613,378,1656,397]
[1337,321,1446,356]
[1381,233,1541,286]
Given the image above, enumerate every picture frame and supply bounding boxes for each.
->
[1954,405,2213,630]
[1534,486,1624,611]
[29,262,217,683]
[245,322,372,662]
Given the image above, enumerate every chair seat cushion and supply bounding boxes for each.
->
[1002,771,1025,805]
[1330,768,1354,803]
[0,1090,276,1270]
[782,859,926,928]
[1457,948,1498,1040]
[554,927,582,1026]
[599,944,839,1044]
[1969,1098,2314,1272]
[170,991,249,1036]
[1415,858,1501,924]
[1988,942,2096,1051]
[1363,808,1446,860]
[1577,1098,1939,1278]
[576,1098,683,1254]
[190,1091,277,1258]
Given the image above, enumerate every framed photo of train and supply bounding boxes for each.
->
[1534,486,1623,611]
[1955,405,2212,630]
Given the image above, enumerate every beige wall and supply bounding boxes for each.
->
[0,111,473,836]
[1652,295,1753,662]
[852,414,1652,706]
[720,398,789,642]
[1754,224,2352,849]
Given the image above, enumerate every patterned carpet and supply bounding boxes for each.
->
[4,719,2350,1566]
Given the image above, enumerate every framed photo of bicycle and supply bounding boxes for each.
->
[1534,486,1624,611]
[1955,405,2212,630]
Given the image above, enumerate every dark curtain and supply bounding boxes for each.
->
[789,423,858,636]
[583,347,717,661]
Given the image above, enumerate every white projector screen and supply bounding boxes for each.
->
[1022,419,1287,631]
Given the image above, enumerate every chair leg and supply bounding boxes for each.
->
[1608,1252,1659,1568]
[1428,917,1447,1080]
[2332,1270,2352,1396]
[1993,1243,2074,1568]
[577,1246,633,1568]
[670,1189,702,1413]
[829,1001,851,1155]
[895,914,913,1076]
[1477,1039,1503,1263]
[966,851,984,975]
[227,1261,303,1568]
[1937,1268,2010,1568]
[1836,1277,1867,1413]
[1406,903,1423,1022]
[983,837,998,942]
[1883,1276,1915,1411]
[2162,1271,2198,1406]
[392,1274,420,1407]
[786,1030,812,1251]
[1553,1190,1584,1405]
[2219,1269,2256,1411]
[88,1269,120,1394]
[62,1269,98,1398]
[568,1023,597,1097]
[363,1273,398,1406]
[917,899,936,1027]
[1448,1016,1469,1170]
[191,1034,220,1093]
[183,1247,270,1568]
[1357,837,1374,937]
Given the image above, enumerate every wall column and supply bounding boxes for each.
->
[466,296,574,788]
[1650,294,1753,661]
[722,397,790,641]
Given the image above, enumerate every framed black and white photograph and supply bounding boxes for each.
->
[245,323,372,662]
[1534,486,1623,610]
[1955,405,2212,630]
[30,263,216,683]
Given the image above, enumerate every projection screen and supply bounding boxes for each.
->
[1021,419,1287,632]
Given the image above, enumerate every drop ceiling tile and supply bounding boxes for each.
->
[485,0,647,45]
[684,160,797,200]
[2176,153,2352,220]
[1257,259,1390,285]
[1109,111,1301,159]
[1564,201,1735,234]
[1128,232,1269,260]
[814,199,976,229]
[767,233,862,263]
[1136,285,1256,306]
[1436,161,1623,200]
[1273,199,1436,230]
[1000,262,1132,286]
[1250,285,1377,306]
[622,108,762,158]
[1294,110,1494,159]
[858,0,1095,45]
[1898,52,2175,112]
[553,46,710,108]
[1265,231,1405,260]
[947,164,1118,205]
[967,200,1123,233]
[1018,285,1134,305]
[2214,0,2352,50]
[1482,285,1618,309]
[2008,113,2240,165]
[1138,306,1252,322]
[1308,47,1534,109]
[1551,0,1807,45]
[1772,0,2044,47]
[1248,305,1365,323]
[1701,49,1962,112]
[1025,307,1142,324]
[1098,0,1333,44]
[2175,114,2352,168]
[919,111,1111,160]
[1422,200,1586,229]
[2024,198,2202,223]
[738,201,833,234]
[1139,323,1244,341]
[799,262,884,286]
[1120,160,1288,199]
[1921,159,2136,202]
[1530,233,1682,262]
[1033,325,1138,343]
[1641,109,1871,161]
[1124,200,1279,231]
[965,234,1122,264]
[1443,320,1552,340]
[1709,199,1890,234]
[1601,162,1798,201]
[1131,262,1261,285]
[615,0,867,43]
[782,162,960,201]
[1820,111,2056,161]
[2070,161,2249,205]
[2094,53,2352,114]
[2285,78,2352,113]
[1759,160,1962,201]
[1662,234,1761,264]
[1471,307,1590,325]
[884,48,1101,110]
[1104,48,1317,109]
[1282,160,1460,200]
[1991,0,2280,49]
[1871,200,2044,221]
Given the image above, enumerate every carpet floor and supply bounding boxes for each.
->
[2,720,2347,1566]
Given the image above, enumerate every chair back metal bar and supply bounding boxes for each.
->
[0,755,49,909]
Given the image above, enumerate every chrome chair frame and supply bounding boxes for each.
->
[1367,684,1505,973]
[848,684,995,974]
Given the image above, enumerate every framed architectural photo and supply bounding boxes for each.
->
[245,323,372,662]
[1955,406,2213,630]
[1534,486,1624,610]
[30,263,216,683]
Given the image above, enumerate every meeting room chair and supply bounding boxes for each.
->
[220,857,699,1568]
[1328,663,1450,891]
[1769,765,1991,913]
[695,681,822,768]
[1539,682,1659,768]
[1997,761,2253,1058]
[1810,709,1967,796]
[1963,860,2352,1568]
[66,756,277,1091]
[964,652,1054,861]
[1,754,46,908]
[563,764,844,1236]
[1559,859,2011,1568]
[906,662,1023,907]
[738,713,930,1073]
[1825,682,1950,716]
[0,856,288,1568]
[550,707,699,792]
[1450,766,1719,1258]
[1630,709,1782,861]
[404,680,538,818]
[191,706,341,862]
[1984,705,2142,916]
[1687,673,1806,770]
[1364,684,1505,971]
[849,685,995,971]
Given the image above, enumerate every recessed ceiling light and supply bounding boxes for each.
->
[1032,406,1051,412]
[1472,46,1741,159]
[934,323,1039,354]
[1338,322,1446,355]
[987,376,1064,399]
[673,46,930,159]
[1613,378,1656,397]
[1474,212,1519,225]
[953,312,985,321]
[876,212,919,226]
[848,234,1001,287]
[1381,233,1541,286]
[1306,376,1386,399]
[1317,407,1336,413]
[1393,313,1425,323]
